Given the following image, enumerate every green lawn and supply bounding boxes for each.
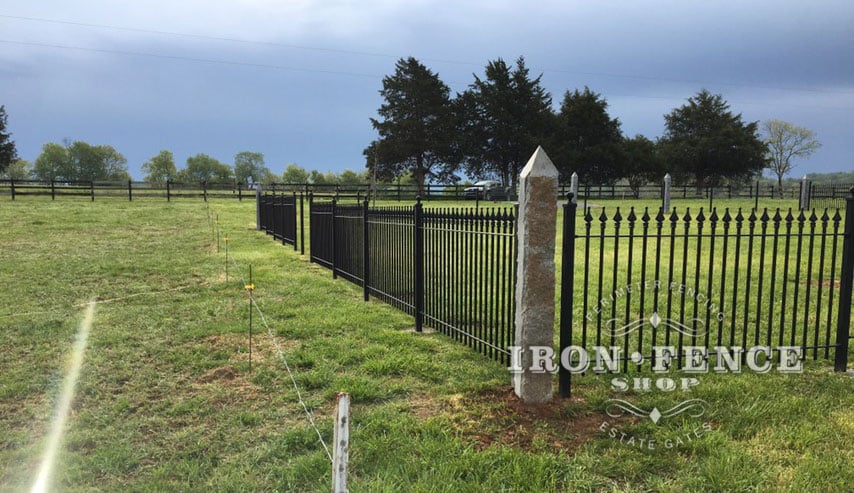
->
[1,196,852,492]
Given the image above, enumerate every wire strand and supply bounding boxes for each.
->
[215,213,333,463]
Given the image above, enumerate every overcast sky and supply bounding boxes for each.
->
[2,1,852,180]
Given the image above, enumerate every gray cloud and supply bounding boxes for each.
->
[1,0,852,178]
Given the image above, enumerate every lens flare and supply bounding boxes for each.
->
[31,301,95,493]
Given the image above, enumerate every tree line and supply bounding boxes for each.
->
[0,78,823,192]
[364,57,822,194]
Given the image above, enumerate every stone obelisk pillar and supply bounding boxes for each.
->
[513,146,559,404]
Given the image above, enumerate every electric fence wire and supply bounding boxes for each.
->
[214,215,333,464]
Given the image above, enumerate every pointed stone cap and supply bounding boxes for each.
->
[520,146,559,179]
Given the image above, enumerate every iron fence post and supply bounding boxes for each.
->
[203,181,208,202]
[280,193,286,245]
[362,198,370,301]
[414,196,424,332]
[166,179,171,202]
[9,179,14,201]
[331,198,338,279]
[300,192,305,255]
[559,194,578,397]
[128,179,133,201]
[255,186,262,230]
[292,192,298,251]
[834,188,854,371]
[90,181,94,201]
[238,182,242,201]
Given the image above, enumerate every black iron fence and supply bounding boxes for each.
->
[569,181,801,202]
[258,192,298,248]
[808,183,854,211]
[0,179,253,201]
[558,193,854,396]
[308,197,518,364]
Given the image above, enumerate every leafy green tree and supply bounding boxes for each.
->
[660,90,766,189]
[258,169,278,185]
[32,140,128,181]
[551,87,624,184]
[763,119,821,193]
[233,151,270,185]
[338,169,367,185]
[458,57,554,187]
[308,170,328,185]
[283,163,309,183]
[366,57,459,195]
[0,105,16,175]
[142,150,178,185]
[33,142,69,180]
[623,135,663,196]
[180,154,233,183]
[1,159,31,180]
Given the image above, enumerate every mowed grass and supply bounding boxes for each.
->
[0,195,851,492]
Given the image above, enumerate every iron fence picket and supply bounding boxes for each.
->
[559,194,853,396]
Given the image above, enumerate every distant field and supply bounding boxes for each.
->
[1,197,852,492]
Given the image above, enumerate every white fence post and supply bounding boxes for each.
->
[800,175,810,210]
[513,146,558,404]
[663,173,672,213]
[570,172,578,204]
[332,392,350,493]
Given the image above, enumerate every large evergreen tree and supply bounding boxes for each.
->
[0,105,17,175]
[661,90,766,188]
[458,57,553,187]
[623,135,663,196]
[366,57,459,195]
[551,87,624,184]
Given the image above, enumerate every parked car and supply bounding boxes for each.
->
[464,180,508,200]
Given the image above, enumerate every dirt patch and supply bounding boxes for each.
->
[197,365,258,401]
[199,365,237,383]
[812,279,841,288]
[435,386,607,453]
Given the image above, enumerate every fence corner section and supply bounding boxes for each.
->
[513,146,558,404]
[834,188,854,371]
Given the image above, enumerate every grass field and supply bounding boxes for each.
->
[1,196,852,492]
